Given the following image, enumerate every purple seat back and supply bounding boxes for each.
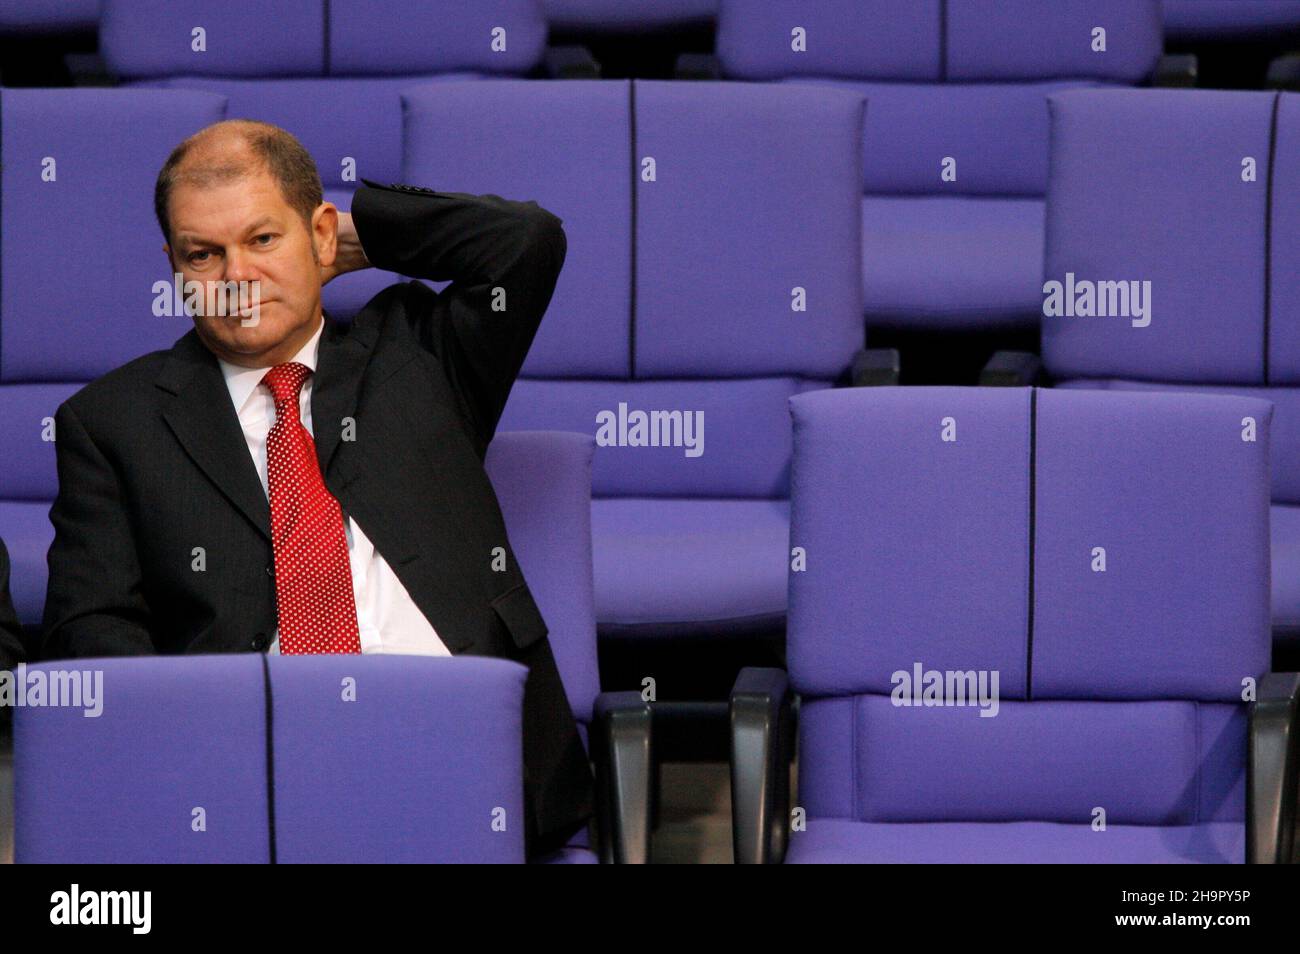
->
[485,431,600,726]
[402,80,864,500]
[15,654,530,862]
[1044,90,1300,504]
[544,0,716,32]
[101,0,546,79]
[789,387,1270,827]
[1164,1,1300,41]
[14,656,271,863]
[718,1,1161,200]
[269,655,528,863]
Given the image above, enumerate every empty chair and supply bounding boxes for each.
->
[732,386,1297,863]
[1025,88,1300,655]
[402,79,864,646]
[99,0,561,319]
[14,654,531,862]
[0,87,228,629]
[710,0,1164,338]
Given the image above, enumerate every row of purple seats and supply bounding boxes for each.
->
[732,386,1298,863]
[98,0,588,320]
[700,0,1166,336]
[15,430,651,863]
[986,89,1300,652]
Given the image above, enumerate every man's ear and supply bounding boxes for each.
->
[312,201,339,270]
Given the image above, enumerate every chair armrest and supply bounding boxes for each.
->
[979,350,1042,387]
[1268,53,1300,92]
[1153,53,1198,88]
[730,667,794,864]
[851,347,901,387]
[674,52,722,80]
[544,44,601,79]
[591,690,653,863]
[1248,671,1300,864]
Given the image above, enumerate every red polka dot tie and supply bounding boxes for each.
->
[262,362,361,655]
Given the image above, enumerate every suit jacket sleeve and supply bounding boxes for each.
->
[349,179,567,450]
[41,400,156,659]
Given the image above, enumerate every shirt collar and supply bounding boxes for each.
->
[217,316,325,417]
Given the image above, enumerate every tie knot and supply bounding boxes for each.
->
[261,362,312,409]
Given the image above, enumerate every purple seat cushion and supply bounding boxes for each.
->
[0,502,53,627]
[591,497,789,632]
[785,819,1243,864]
[861,196,1045,331]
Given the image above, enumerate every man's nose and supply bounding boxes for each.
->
[223,248,260,284]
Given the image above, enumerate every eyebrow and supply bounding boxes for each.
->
[174,217,281,250]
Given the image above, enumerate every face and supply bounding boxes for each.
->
[164,166,338,368]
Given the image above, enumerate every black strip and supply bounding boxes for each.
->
[938,0,948,82]
[1025,387,1037,701]
[322,0,331,76]
[628,80,638,380]
[260,653,277,864]
[1264,91,1281,387]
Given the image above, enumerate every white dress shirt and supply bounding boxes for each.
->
[218,317,450,657]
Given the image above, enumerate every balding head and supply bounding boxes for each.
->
[155,119,323,249]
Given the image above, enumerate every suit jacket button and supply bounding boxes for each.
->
[251,633,267,651]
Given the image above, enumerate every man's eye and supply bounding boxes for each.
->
[255,233,275,245]
[188,251,211,264]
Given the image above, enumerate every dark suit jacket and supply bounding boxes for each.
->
[40,180,592,851]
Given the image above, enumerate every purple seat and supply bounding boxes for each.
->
[0,89,229,628]
[734,386,1280,863]
[484,431,652,863]
[401,79,864,639]
[268,655,529,863]
[0,0,97,35]
[544,0,716,33]
[1164,1,1300,41]
[100,0,552,320]
[1041,89,1300,649]
[714,0,1163,333]
[13,654,530,862]
[14,656,272,863]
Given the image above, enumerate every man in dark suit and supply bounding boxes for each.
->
[41,119,591,853]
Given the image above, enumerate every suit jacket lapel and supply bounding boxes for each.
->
[312,315,373,479]
[157,329,273,543]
